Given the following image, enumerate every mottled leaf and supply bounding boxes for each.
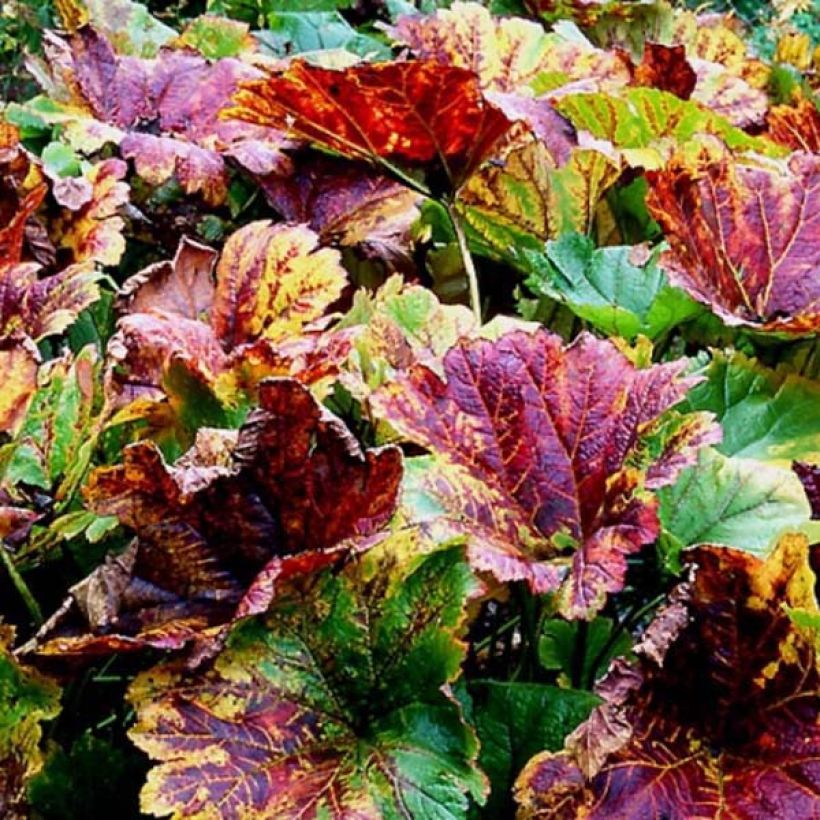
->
[211,221,347,348]
[31,379,402,657]
[225,58,514,188]
[0,626,61,819]
[128,543,486,818]
[522,232,702,340]
[373,329,718,616]
[647,145,820,333]
[766,98,820,152]
[0,336,39,436]
[515,533,820,819]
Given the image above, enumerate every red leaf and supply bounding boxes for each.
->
[515,533,820,818]
[647,144,820,333]
[632,43,696,99]
[373,329,717,616]
[225,59,514,188]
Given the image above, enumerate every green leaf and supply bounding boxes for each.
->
[538,616,632,687]
[658,448,812,555]
[41,142,82,178]
[522,233,702,341]
[128,540,487,818]
[82,0,176,57]
[0,630,61,815]
[680,351,820,465]
[257,12,391,59]
[469,680,599,817]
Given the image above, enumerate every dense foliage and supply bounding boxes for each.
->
[0,0,818,817]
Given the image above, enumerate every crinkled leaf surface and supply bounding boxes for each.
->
[646,145,820,333]
[30,379,402,657]
[522,232,702,340]
[128,543,486,819]
[225,58,514,188]
[680,351,820,465]
[515,533,820,819]
[658,447,811,555]
[373,328,718,616]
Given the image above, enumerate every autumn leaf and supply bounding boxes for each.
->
[515,533,820,818]
[766,98,820,152]
[128,542,487,819]
[224,58,515,189]
[0,626,61,819]
[0,336,40,436]
[210,220,347,348]
[632,42,696,99]
[29,379,402,657]
[647,144,820,333]
[373,328,718,616]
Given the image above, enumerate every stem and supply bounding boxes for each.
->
[0,542,42,626]
[570,619,588,690]
[445,201,483,324]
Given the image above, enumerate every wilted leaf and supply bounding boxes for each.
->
[31,379,402,657]
[522,232,701,340]
[679,351,820,465]
[646,145,820,333]
[515,533,820,818]
[118,236,217,321]
[0,626,61,819]
[388,1,569,93]
[211,221,347,348]
[129,543,486,819]
[338,274,476,399]
[373,329,718,616]
[658,448,812,555]
[0,336,39,436]
[225,58,514,188]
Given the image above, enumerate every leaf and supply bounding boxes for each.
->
[337,274,476,399]
[53,158,128,266]
[2,345,100,503]
[794,462,820,518]
[0,336,39,436]
[679,350,820,465]
[0,626,61,819]
[553,88,784,168]
[372,328,718,616]
[766,98,820,152]
[632,42,696,99]
[387,1,568,93]
[458,139,620,262]
[259,156,421,265]
[258,11,392,60]
[128,543,487,819]
[515,532,820,818]
[646,144,820,333]
[30,379,402,657]
[211,221,348,348]
[658,448,812,555]
[172,15,256,60]
[118,236,217,322]
[225,58,515,188]
[469,680,599,817]
[522,232,702,341]
[80,0,176,57]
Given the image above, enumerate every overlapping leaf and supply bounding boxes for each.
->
[128,542,486,819]
[28,378,402,657]
[522,232,702,341]
[0,626,61,819]
[515,533,820,818]
[373,328,718,616]
[646,144,820,333]
[225,58,515,189]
